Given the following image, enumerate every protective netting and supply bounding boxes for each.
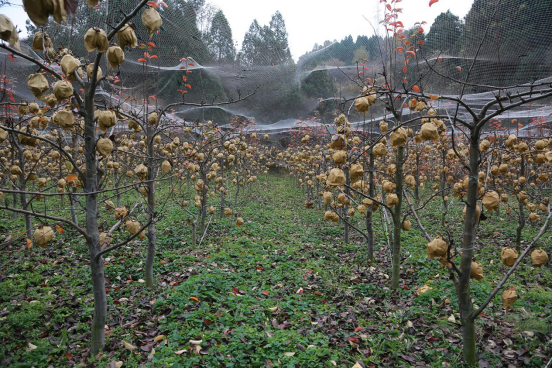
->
[2,0,552,137]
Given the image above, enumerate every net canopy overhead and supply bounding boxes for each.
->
[2,0,552,136]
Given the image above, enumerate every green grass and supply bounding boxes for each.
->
[0,174,551,367]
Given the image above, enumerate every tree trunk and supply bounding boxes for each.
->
[90,252,107,355]
[458,135,480,367]
[199,171,207,235]
[84,92,107,355]
[462,318,477,367]
[366,151,375,261]
[191,220,197,246]
[344,170,350,245]
[234,180,240,207]
[17,149,32,240]
[515,156,525,251]
[145,125,157,289]
[414,151,420,201]
[440,149,448,229]
[391,145,404,289]
[70,132,79,225]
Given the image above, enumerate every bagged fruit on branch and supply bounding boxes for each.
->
[531,248,548,267]
[0,15,21,50]
[117,23,138,50]
[84,27,109,53]
[354,97,370,113]
[332,150,346,165]
[125,220,140,235]
[500,247,518,267]
[114,207,128,220]
[96,138,113,158]
[107,46,124,70]
[27,74,49,98]
[33,226,54,247]
[379,121,388,134]
[134,164,148,181]
[427,237,447,259]
[327,168,346,186]
[502,287,517,310]
[386,193,399,207]
[53,80,74,100]
[482,191,499,213]
[161,160,171,174]
[349,164,363,183]
[470,261,483,281]
[142,8,162,38]
[324,211,339,223]
[389,127,407,147]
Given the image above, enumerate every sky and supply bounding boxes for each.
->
[2,0,474,60]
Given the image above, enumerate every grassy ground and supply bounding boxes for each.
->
[0,174,551,367]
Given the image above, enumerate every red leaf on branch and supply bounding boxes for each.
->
[429,0,439,6]
[412,85,420,92]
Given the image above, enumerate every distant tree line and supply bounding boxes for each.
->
[24,0,551,122]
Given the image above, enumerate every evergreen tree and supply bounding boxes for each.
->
[425,11,463,55]
[268,11,292,64]
[207,10,235,63]
[240,20,263,66]
[240,12,292,66]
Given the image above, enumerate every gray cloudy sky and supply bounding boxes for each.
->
[2,0,474,60]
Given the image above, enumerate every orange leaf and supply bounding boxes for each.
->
[55,224,64,234]
[185,84,192,90]
[26,238,33,249]
[429,94,439,100]
[189,296,199,303]
[429,0,439,6]
[148,42,156,48]
[66,174,77,181]
[137,58,147,63]
[149,95,157,101]
[150,55,158,59]
[412,85,420,92]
